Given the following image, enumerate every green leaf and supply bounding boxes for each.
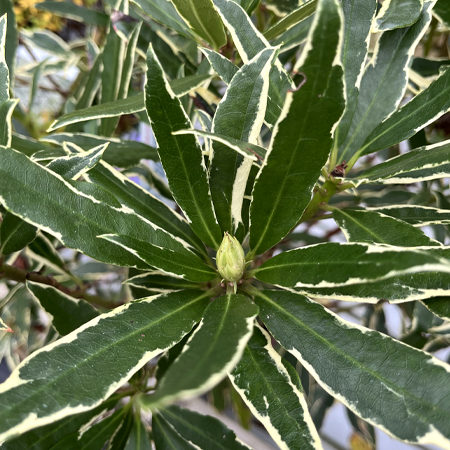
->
[297,272,450,303]
[332,0,376,163]
[0,14,9,104]
[0,289,210,442]
[46,143,107,180]
[0,146,198,269]
[332,208,440,246]
[35,1,109,26]
[422,298,450,319]
[47,74,210,132]
[26,281,99,336]
[145,45,222,250]
[141,294,258,408]
[152,413,197,449]
[209,47,278,240]
[1,397,120,450]
[229,324,322,450]
[373,0,423,32]
[254,242,450,288]
[358,67,450,158]
[254,289,450,446]
[20,29,71,58]
[79,153,206,258]
[29,59,49,110]
[174,129,266,162]
[0,211,38,256]
[100,28,125,136]
[434,0,450,28]
[0,99,17,147]
[337,1,434,167]
[158,405,250,450]
[0,3,17,82]
[263,0,317,40]
[212,0,292,128]
[131,0,196,39]
[100,233,217,282]
[125,271,201,292]
[171,0,226,50]
[124,416,152,450]
[11,132,53,157]
[354,140,450,186]
[249,0,345,257]
[363,205,450,226]
[201,48,239,84]
[272,15,314,53]
[42,133,159,168]
[50,405,131,450]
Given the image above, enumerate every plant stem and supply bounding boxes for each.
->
[299,179,338,223]
[0,263,112,307]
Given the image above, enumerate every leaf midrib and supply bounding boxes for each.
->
[0,292,209,424]
[258,292,450,425]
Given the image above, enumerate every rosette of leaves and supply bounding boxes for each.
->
[2,0,450,448]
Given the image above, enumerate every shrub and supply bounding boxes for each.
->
[1,0,450,448]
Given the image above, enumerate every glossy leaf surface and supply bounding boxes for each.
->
[255,290,450,446]
[249,0,345,256]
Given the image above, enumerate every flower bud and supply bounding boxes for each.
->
[216,232,245,283]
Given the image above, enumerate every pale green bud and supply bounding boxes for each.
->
[216,232,245,283]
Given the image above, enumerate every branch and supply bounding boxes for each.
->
[0,263,112,308]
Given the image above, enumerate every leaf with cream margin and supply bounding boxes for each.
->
[337,0,434,167]
[0,396,120,450]
[170,0,226,50]
[0,289,210,443]
[249,0,345,257]
[332,208,440,247]
[209,47,278,240]
[124,415,152,450]
[201,48,239,84]
[157,405,250,450]
[173,129,266,163]
[0,146,200,269]
[352,140,450,186]
[229,323,322,450]
[130,0,196,40]
[253,242,450,288]
[145,45,222,250]
[140,294,258,409]
[254,289,450,446]
[65,142,207,259]
[362,205,450,226]
[373,0,423,32]
[295,270,450,303]
[47,74,211,131]
[357,68,450,159]
[41,133,159,168]
[332,0,377,165]
[212,0,292,128]
[263,0,317,40]
[152,413,198,449]
[0,211,38,256]
[45,143,107,180]
[422,298,450,319]
[26,281,99,336]
[434,0,450,28]
[99,233,217,283]
[124,271,201,293]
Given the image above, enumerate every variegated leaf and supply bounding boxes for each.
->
[230,323,322,450]
[212,0,292,127]
[201,48,239,84]
[0,290,210,443]
[373,0,423,32]
[254,242,450,288]
[249,0,345,257]
[125,271,201,292]
[209,47,278,240]
[145,45,222,249]
[255,289,450,446]
[141,294,258,409]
